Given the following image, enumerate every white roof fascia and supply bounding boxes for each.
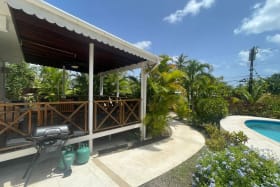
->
[6,0,160,64]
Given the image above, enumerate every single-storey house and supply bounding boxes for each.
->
[0,0,160,161]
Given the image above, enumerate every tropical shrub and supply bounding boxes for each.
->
[38,67,69,101]
[256,94,280,119]
[5,62,36,101]
[230,94,280,119]
[205,124,248,151]
[196,97,228,125]
[145,56,189,137]
[193,145,280,187]
[266,73,280,95]
[172,96,190,120]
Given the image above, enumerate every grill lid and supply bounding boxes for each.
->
[32,125,70,140]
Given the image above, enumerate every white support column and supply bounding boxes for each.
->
[116,73,119,97]
[99,75,104,96]
[140,64,148,140]
[88,43,94,153]
[61,65,66,99]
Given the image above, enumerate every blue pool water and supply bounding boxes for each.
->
[245,120,280,143]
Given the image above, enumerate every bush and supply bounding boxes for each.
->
[205,125,248,151]
[145,113,167,137]
[173,96,190,120]
[229,94,280,119]
[193,145,280,187]
[256,94,280,119]
[229,131,248,145]
[196,97,229,125]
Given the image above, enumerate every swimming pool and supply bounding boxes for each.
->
[245,120,280,143]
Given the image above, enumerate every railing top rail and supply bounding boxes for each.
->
[94,98,140,103]
[0,99,140,106]
[0,103,30,107]
[0,101,89,106]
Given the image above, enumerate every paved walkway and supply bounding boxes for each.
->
[0,120,205,187]
[96,120,205,186]
[221,115,280,160]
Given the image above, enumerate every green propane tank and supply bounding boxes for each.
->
[76,143,90,164]
[58,146,76,170]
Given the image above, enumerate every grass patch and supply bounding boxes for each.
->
[140,146,207,187]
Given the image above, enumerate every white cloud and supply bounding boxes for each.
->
[238,50,249,65]
[266,34,280,44]
[238,48,277,66]
[234,0,280,34]
[252,3,262,10]
[133,41,152,50]
[257,48,275,61]
[163,0,215,24]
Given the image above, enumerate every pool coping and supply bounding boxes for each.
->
[220,115,280,161]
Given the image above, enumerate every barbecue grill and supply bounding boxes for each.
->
[23,124,72,187]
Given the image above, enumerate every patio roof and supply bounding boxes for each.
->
[1,0,159,73]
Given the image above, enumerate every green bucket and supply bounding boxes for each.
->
[58,146,76,170]
[76,143,90,164]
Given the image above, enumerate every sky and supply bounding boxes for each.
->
[44,0,280,85]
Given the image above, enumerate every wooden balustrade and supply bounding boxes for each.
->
[94,99,141,132]
[0,101,88,152]
[0,99,141,152]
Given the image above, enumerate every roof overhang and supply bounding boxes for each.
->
[0,0,23,63]
[0,0,159,73]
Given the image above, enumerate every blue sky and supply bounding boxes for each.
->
[45,0,280,85]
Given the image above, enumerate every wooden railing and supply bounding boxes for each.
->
[0,101,88,152]
[0,99,141,151]
[94,99,141,132]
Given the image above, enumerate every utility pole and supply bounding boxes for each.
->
[248,46,258,94]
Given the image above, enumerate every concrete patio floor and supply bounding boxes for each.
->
[0,120,205,187]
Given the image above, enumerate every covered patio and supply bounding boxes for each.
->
[0,0,159,161]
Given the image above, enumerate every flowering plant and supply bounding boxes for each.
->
[193,145,280,187]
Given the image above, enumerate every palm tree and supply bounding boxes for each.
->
[126,75,140,97]
[39,67,69,101]
[234,80,267,105]
[184,60,212,111]
[145,55,189,136]
[175,53,188,70]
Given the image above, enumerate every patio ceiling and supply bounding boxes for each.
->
[5,0,159,74]
[10,8,143,74]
